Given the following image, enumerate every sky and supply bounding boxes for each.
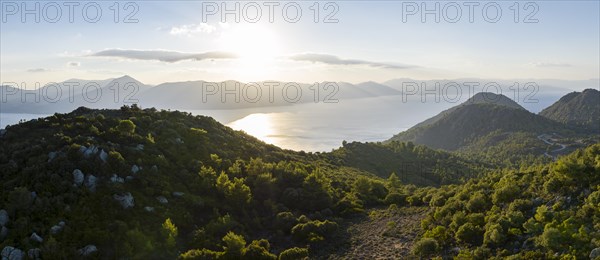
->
[1,1,599,87]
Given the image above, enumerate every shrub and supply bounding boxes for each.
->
[412,237,439,258]
[278,247,309,260]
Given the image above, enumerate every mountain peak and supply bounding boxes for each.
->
[464,92,525,110]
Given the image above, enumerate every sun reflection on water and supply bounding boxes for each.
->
[227,113,276,144]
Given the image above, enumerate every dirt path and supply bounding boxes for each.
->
[317,207,428,259]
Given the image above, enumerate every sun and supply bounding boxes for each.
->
[219,25,282,79]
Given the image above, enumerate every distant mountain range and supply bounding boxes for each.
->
[0,76,401,113]
[2,76,597,114]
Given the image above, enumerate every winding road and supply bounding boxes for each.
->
[537,134,567,159]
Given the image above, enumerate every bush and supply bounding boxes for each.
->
[412,237,439,258]
[291,220,338,242]
[455,223,483,246]
[384,192,407,206]
[278,247,309,260]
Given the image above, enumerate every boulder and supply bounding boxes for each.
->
[78,245,98,256]
[1,246,24,260]
[590,247,600,259]
[78,145,87,154]
[99,149,108,163]
[72,169,84,186]
[47,151,57,162]
[175,138,184,144]
[0,209,8,226]
[114,193,135,209]
[83,145,99,158]
[151,165,158,172]
[131,165,140,174]
[27,248,41,259]
[110,174,124,183]
[84,174,97,192]
[144,206,155,212]
[50,225,62,235]
[156,196,168,204]
[173,192,185,197]
[136,144,144,151]
[30,232,43,243]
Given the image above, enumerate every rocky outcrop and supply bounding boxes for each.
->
[30,232,43,243]
[590,247,600,259]
[1,246,24,260]
[136,144,144,151]
[81,145,99,158]
[110,174,124,183]
[84,174,97,192]
[50,221,65,235]
[114,193,135,209]
[99,149,108,163]
[72,169,84,186]
[27,248,41,259]
[47,151,57,162]
[0,210,8,226]
[156,196,168,204]
[78,245,97,256]
[131,165,140,174]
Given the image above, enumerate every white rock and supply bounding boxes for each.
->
[136,144,144,151]
[110,174,124,183]
[30,232,43,243]
[114,193,135,209]
[99,149,108,163]
[125,176,134,181]
[144,206,155,212]
[84,174,97,192]
[1,246,24,260]
[131,165,140,174]
[0,209,8,226]
[175,138,184,144]
[27,248,41,259]
[47,152,57,162]
[50,225,62,234]
[78,245,97,256]
[156,196,168,204]
[173,192,185,197]
[83,145,98,158]
[151,165,158,172]
[72,169,84,186]
[590,247,600,259]
[78,145,87,154]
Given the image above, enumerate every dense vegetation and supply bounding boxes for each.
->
[1,93,598,259]
[415,144,600,259]
[540,89,600,131]
[0,106,465,259]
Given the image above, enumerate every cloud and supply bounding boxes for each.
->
[530,62,572,68]
[288,53,414,69]
[170,23,216,36]
[90,49,238,63]
[27,68,50,73]
[67,61,81,67]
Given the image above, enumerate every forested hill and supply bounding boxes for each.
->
[389,103,568,151]
[540,88,600,131]
[0,106,483,259]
